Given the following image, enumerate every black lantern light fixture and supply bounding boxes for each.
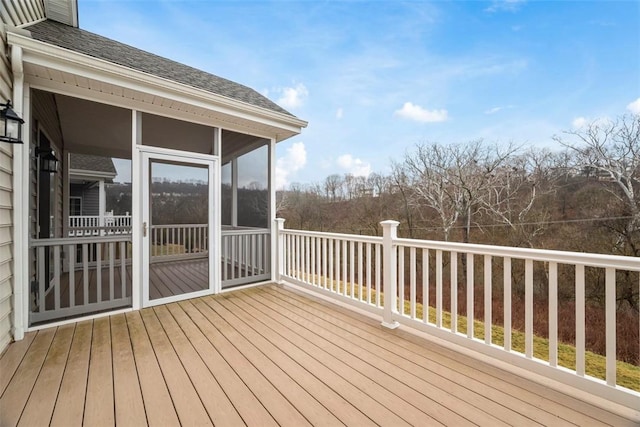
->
[0,100,24,144]
[37,148,59,173]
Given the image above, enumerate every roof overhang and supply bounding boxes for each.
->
[7,29,308,143]
[69,168,116,181]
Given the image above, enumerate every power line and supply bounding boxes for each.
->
[405,215,636,231]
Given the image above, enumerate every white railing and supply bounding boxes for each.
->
[221,227,271,288]
[68,214,132,236]
[276,219,640,411]
[150,224,208,261]
[30,235,132,323]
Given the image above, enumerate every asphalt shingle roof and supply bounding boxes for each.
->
[70,153,116,174]
[25,19,294,117]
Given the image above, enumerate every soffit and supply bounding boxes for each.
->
[10,29,306,143]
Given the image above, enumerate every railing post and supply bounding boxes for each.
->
[381,220,400,329]
[275,218,285,283]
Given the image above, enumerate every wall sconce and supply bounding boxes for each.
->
[0,100,24,144]
[37,148,59,173]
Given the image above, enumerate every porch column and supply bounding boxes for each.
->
[131,110,142,310]
[381,220,400,329]
[231,158,238,227]
[269,138,277,282]
[99,179,106,236]
[12,45,28,339]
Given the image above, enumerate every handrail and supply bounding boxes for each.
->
[395,237,640,271]
[31,234,132,246]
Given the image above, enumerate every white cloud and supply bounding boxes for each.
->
[572,117,588,128]
[275,83,309,109]
[484,105,514,115]
[626,98,640,115]
[276,142,307,189]
[336,107,343,120]
[337,154,371,177]
[485,0,527,13]
[394,102,448,123]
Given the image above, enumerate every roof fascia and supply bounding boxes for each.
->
[69,169,116,180]
[7,31,308,133]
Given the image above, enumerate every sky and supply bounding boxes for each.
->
[78,0,640,188]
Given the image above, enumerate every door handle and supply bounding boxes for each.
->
[143,222,148,237]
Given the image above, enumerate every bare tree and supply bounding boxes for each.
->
[324,174,343,201]
[554,115,640,254]
[480,149,558,247]
[400,140,518,242]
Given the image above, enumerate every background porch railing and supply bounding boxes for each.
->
[30,235,132,323]
[150,224,208,261]
[276,219,640,410]
[68,214,132,236]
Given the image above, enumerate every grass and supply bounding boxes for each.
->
[292,271,640,391]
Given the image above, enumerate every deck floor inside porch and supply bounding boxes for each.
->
[3,284,635,426]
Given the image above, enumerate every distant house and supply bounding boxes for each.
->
[0,0,307,348]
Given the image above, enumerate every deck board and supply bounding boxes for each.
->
[18,324,75,427]
[125,311,181,427]
[2,284,637,427]
[267,285,628,427]
[153,304,245,426]
[0,328,56,426]
[50,321,93,427]
[138,308,213,426]
[83,316,114,427]
[111,314,148,426]
[252,288,527,426]
[0,332,36,395]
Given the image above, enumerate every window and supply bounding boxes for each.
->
[70,197,82,216]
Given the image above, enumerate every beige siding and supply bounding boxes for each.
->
[0,0,45,27]
[0,25,14,353]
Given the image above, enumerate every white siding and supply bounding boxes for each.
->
[43,0,77,27]
[0,24,14,353]
[0,0,45,27]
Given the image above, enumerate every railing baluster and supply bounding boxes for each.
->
[398,246,405,315]
[422,249,428,323]
[54,245,61,310]
[120,241,127,298]
[109,242,115,301]
[343,240,348,297]
[328,238,334,291]
[503,256,511,351]
[68,244,75,308]
[310,236,316,285]
[525,259,533,358]
[38,246,45,312]
[358,241,363,301]
[323,237,328,289]
[96,243,102,303]
[410,246,416,319]
[375,244,381,308]
[575,264,585,376]
[451,251,457,333]
[436,250,442,327]
[605,267,616,386]
[549,262,558,367]
[335,239,341,293]
[484,255,492,344]
[467,253,474,338]
[366,242,372,303]
[83,243,89,306]
[350,241,355,299]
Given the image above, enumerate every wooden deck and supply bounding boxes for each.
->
[3,285,635,426]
